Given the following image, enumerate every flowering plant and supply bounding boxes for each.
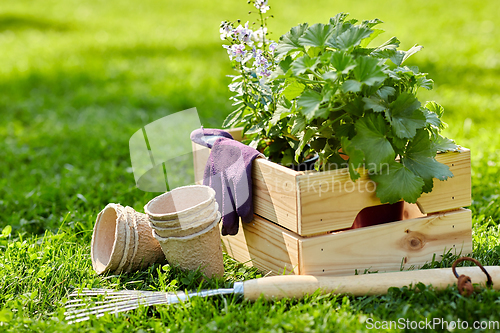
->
[220,1,300,164]
[221,2,459,204]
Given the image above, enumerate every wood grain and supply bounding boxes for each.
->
[417,148,471,213]
[252,158,299,233]
[222,209,471,277]
[221,215,301,275]
[299,208,472,276]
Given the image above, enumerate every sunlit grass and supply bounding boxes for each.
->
[0,0,499,331]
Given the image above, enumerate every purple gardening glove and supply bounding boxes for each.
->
[190,128,263,235]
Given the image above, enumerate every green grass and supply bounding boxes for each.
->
[0,0,499,331]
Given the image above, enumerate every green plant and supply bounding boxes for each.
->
[223,7,460,204]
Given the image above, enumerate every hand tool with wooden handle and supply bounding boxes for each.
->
[65,266,499,323]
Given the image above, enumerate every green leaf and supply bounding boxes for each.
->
[377,86,396,100]
[390,44,423,66]
[281,149,294,166]
[0,308,13,323]
[295,128,315,163]
[1,225,12,238]
[277,23,309,55]
[351,113,395,172]
[322,71,338,82]
[402,129,454,192]
[270,55,294,79]
[361,18,383,29]
[341,137,364,181]
[328,16,354,43]
[425,101,444,118]
[270,104,292,126]
[431,135,460,152]
[222,106,245,128]
[283,80,306,100]
[422,108,442,129]
[371,36,400,58]
[315,107,330,119]
[360,28,384,48]
[291,54,320,75]
[388,92,426,138]
[371,161,425,204]
[401,44,423,64]
[329,13,349,27]
[363,96,387,112]
[290,115,307,136]
[416,76,434,90]
[298,23,335,48]
[245,121,265,135]
[343,97,364,117]
[297,90,323,120]
[310,137,327,152]
[342,80,362,93]
[352,56,387,87]
[328,51,356,74]
[332,25,373,50]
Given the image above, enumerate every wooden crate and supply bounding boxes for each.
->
[192,128,472,275]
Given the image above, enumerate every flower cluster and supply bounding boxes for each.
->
[254,0,270,13]
[252,44,276,78]
[220,0,279,143]
[220,20,276,79]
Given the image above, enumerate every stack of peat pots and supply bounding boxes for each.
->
[145,185,224,278]
[91,203,166,275]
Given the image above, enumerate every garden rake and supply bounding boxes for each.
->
[65,264,499,323]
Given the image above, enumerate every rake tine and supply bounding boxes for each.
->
[65,294,138,305]
[65,293,170,314]
[65,295,168,320]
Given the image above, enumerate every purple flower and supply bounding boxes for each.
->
[224,44,247,62]
[234,22,253,45]
[269,42,278,54]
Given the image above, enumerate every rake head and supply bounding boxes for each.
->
[64,285,241,323]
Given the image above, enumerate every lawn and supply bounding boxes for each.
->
[1,0,500,331]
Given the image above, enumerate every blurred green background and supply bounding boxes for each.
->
[1,0,498,235]
[0,0,500,331]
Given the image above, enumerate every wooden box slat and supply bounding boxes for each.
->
[222,208,472,276]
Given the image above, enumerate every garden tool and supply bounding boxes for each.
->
[65,264,499,324]
[190,128,263,236]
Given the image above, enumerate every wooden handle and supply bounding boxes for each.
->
[243,266,500,301]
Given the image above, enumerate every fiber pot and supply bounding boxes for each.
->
[91,203,166,275]
[151,209,220,238]
[153,217,224,278]
[144,185,216,224]
[148,200,219,229]
[145,185,225,278]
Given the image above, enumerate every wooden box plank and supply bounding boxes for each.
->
[417,149,471,214]
[252,158,299,233]
[222,209,472,277]
[299,208,472,276]
[221,214,300,275]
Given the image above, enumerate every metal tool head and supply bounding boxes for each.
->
[64,283,244,324]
